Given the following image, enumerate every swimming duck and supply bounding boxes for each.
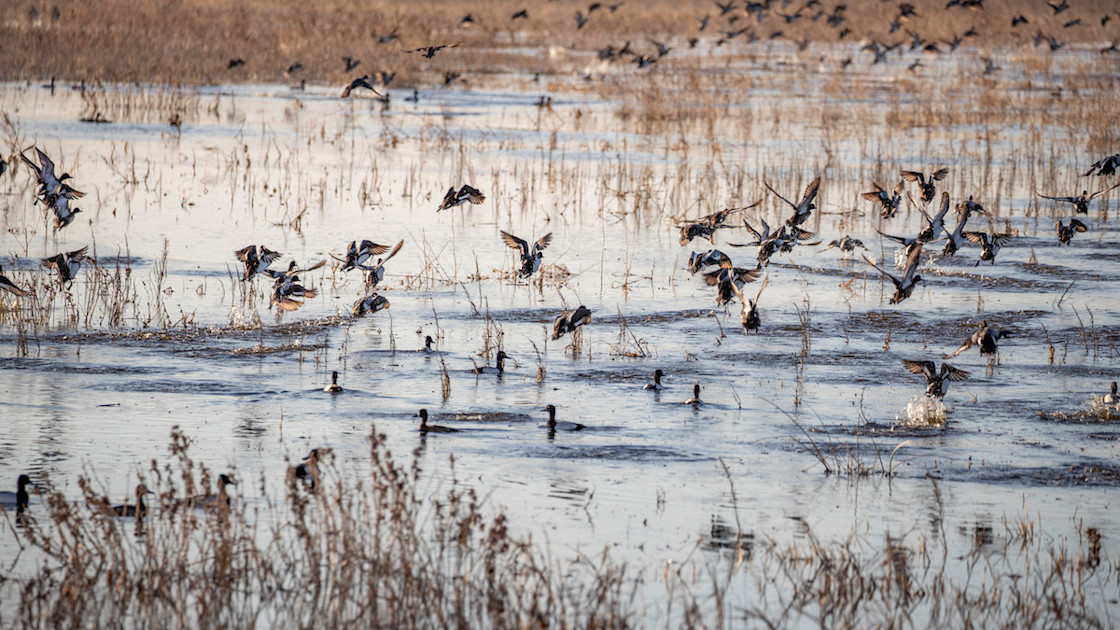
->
[544,404,586,431]
[1105,382,1118,405]
[729,275,769,332]
[644,369,664,390]
[0,474,31,512]
[234,245,282,281]
[423,335,435,352]
[964,231,1011,265]
[1038,185,1118,214]
[684,383,702,405]
[355,240,404,289]
[324,371,343,393]
[47,193,82,230]
[341,75,381,98]
[703,259,762,306]
[917,192,952,243]
[43,245,89,287]
[900,167,948,204]
[943,321,1011,358]
[1082,154,1120,177]
[335,240,391,271]
[183,474,237,509]
[820,236,867,257]
[437,184,485,211]
[416,409,458,434]
[687,249,731,274]
[20,147,84,201]
[500,231,553,277]
[111,483,153,518]
[765,177,819,228]
[903,359,970,398]
[352,293,390,317]
[473,350,508,374]
[1056,218,1088,246]
[0,266,30,297]
[289,449,325,489]
[552,305,592,340]
[863,243,923,305]
[861,181,904,219]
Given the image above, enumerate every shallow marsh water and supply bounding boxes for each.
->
[0,44,1118,622]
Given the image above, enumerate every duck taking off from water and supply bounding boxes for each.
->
[903,359,970,398]
[703,259,761,306]
[729,275,769,332]
[917,192,952,243]
[687,249,731,274]
[765,177,819,228]
[862,181,904,219]
[47,193,82,230]
[677,203,759,246]
[1082,154,1120,177]
[43,245,90,287]
[943,321,1011,358]
[352,293,390,317]
[234,245,282,281]
[20,147,84,201]
[820,236,867,257]
[335,240,391,271]
[341,75,380,98]
[863,243,923,305]
[1055,218,1088,245]
[900,167,948,204]
[437,184,485,211]
[552,305,592,340]
[500,231,552,278]
[355,240,403,289]
[964,231,1011,265]
[1037,184,1118,214]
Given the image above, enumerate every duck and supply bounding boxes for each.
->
[409,43,462,59]
[765,177,819,228]
[552,305,592,340]
[111,483,153,518]
[0,474,32,512]
[437,184,485,211]
[676,203,759,246]
[1055,218,1088,246]
[416,409,458,433]
[19,147,84,201]
[820,236,867,257]
[1082,154,1120,177]
[423,335,435,353]
[643,369,664,390]
[687,249,731,274]
[0,266,30,297]
[43,245,90,287]
[900,167,948,204]
[943,321,1011,358]
[917,192,952,243]
[1038,185,1118,214]
[729,275,769,332]
[544,404,586,431]
[335,240,391,271]
[268,260,325,310]
[47,193,82,230]
[1105,382,1118,405]
[341,75,380,98]
[863,243,923,305]
[183,474,237,509]
[473,350,508,375]
[684,383,703,405]
[942,198,986,257]
[861,181,904,219]
[234,245,282,281]
[288,449,325,489]
[964,231,1011,265]
[324,371,343,393]
[875,228,923,261]
[703,259,761,306]
[352,294,390,317]
[902,359,970,398]
[355,240,404,288]
[500,231,553,277]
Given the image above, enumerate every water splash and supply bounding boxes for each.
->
[896,395,948,427]
[227,304,262,329]
[1084,395,1120,421]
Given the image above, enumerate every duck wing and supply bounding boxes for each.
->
[500,230,530,256]
[899,242,923,285]
[900,170,925,185]
[437,186,458,210]
[862,253,902,289]
[796,177,820,214]
[940,362,970,382]
[1036,192,1078,203]
[533,233,553,254]
[1089,182,1120,199]
[1070,218,1088,232]
[930,167,949,181]
[763,180,798,210]
[381,240,405,263]
[903,359,937,381]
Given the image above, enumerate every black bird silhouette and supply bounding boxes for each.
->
[341,75,380,98]
[410,43,462,59]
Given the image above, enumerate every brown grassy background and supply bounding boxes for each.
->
[2,0,1118,87]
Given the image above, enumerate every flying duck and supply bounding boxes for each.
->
[20,147,84,201]
[0,266,30,297]
[765,177,819,228]
[1082,154,1120,177]
[861,181,904,218]
[729,274,769,332]
[352,293,390,316]
[900,167,948,204]
[903,359,970,398]
[324,371,343,393]
[703,259,762,306]
[269,260,324,311]
[355,239,404,289]
[341,75,381,98]
[335,240,391,271]
[687,249,731,274]
[875,228,923,261]
[677,202,760,246]
[409,43,462,59]
[1037,184,1118,214]
[43,245,90,287]
[416,409,458,434]
[820,236,867,257]
[643,369,664,390]
[47,193,82,230]
[234,245,282,281]
[552,305,592,339]
[500,231,553,277]
[964,231,1011,265]
[111,483,153,518]
[863,243,923,305]
[437,184,486,211]
[943,321,1011,358]
[917,192,952,243]
[1056,218,1088,246]
[544,404,586,431]
[942,198,986,256]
